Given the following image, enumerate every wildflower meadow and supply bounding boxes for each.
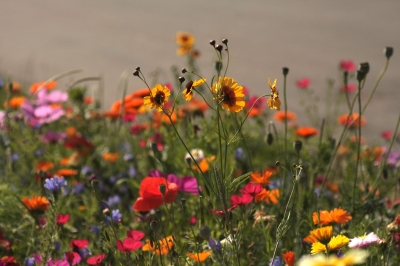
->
[1,32,400,266]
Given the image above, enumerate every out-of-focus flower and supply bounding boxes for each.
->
[296,78,310,89]
[230,193,253,207]
[0,256,19,266]
[86,254,105,265]
[211,77,245,112]
[22,195,50,211]
[312,208,352,225]
[254,189,280,204]
[189,216,197,226]
[142,235,175,255]
[108,209,122,223]
[35,89,68,105]
[338,113,366,128]
[269,256,281,266]
[56,169,78,178]
[274,111,297,122]
[341,84,357,93]
[143,84,170,112]
[116,230,144,253]
[187,250,212,262]
[295,127,318,138]
[40,131,67,144]
[250,170,275,185]
[240,183,263,196]
[348,232,381,248]
[176,32,195,55]
[245,95,266,117]
[44,176,67,191]
[267,78,281,111]
[208,238,222,251]
[381,130,393,140]
[387,214,400,231]
[30,81,57,94]
[56,214,70,225]
[253,206,275,227]
[387,151,400,168]
[69,239,89,258]
[166,174,199,195]
[282,251,295,266]
[183,79,206,101]
[298,249,368,266]
[4,96,26,109]
[24,257,35,266]
[102,152,119,162]
[64,134,93,156]
[65,251,81,265]
[339,60,356,72]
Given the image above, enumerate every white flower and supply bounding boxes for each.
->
[185,149,204,163]
[348,232,381,248]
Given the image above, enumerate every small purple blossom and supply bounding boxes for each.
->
[24,257,35,266]
[106,195,121,207]
[44,176,67,191]
[269,256,281,266]
[208,237,222,251]
[387,151,400,168]
[40,131,67,144]
[129,166,136,177]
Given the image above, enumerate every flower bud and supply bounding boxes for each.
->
[182,68,187,73]
[282,67,289,76]
[275,161,281,166]
[214,61,223,71]
[198,225,211,240]
[358,62,370,75]
[135,67,141,71]
[384,47,393,59]
[222,39,228,45]
[209,40,216,46]
[215,45,223,53]
[178,76,185,84]
[132,70,139,76]
[356,70,366,82]
[267,133,273,145]
[294,140,303,153]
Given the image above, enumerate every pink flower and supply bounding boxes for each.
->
[240,183,263,196]
[116,230,145,253]
[340,84,357,93]
[381,131,393,140]
[65,251,81,265]
[57,214,70,225]
[348,232,381,248]
[340,60,356,72]
[230,193,253,207]
[296,78,310,89]
[87,254,105,265]
[189,215,197,226]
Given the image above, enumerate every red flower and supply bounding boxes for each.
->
[86,254,105,265]
[340,84,356,93]
[69,239,89,250]
[381,131,393,140]
[56,214,70,225]
[64,135,93,156]
[230,193,253,207]
[0,230,11,252]
[116,238,143,253]
[0,256,19,266]
[295,126,319,138]
[65,252,81,265]
[240,183,263,196]
[133,177,178,212]
[296,78,310,89]
[189,215,197,226]
[340,60,356,72]
[126,230,145,242]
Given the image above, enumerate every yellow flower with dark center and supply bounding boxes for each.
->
[143,84,171,112]
[176,32,195,55]
[304,226,333,244]
[267,78,281,111]
[211,77,245,112]
[183,79,206,101]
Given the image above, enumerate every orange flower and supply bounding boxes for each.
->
[312,208,352,226]
[250,170,274,185]
[187,250,212,262]
[295,126,318,138]
[274,111,297,122]
[338,113,366,128]
[192,158,209,173]
[102,152,119,162]
[56,169,78,177]
[282,251,295,266]
[254,189,280,204]
[84,97,93,104]
[30,81,57,94]
[176,32,195,55]
[142,236,175,255]
[304,226,333,243]
[36,161,54,172]
[66,127,77,136]
[22,195,50,211]
[4,96,26,108]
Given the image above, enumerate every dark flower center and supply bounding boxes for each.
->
[222,86,236,106]
[154,92,165,105]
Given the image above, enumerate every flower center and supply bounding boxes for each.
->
[222,86,236,106]
[154,92,165,106]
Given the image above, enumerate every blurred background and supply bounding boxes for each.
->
[1,0,399,140]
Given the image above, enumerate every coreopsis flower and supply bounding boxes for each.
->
[86,254,105,265]
[183,79,206,101]
[295,127,319,138]
[348,232,381,248]
[176,32,195,55]
[211,77,245,112]
[187,250,212,262]
[298,249,368,266]
[22,196,50,211]
[274,111,297,122]
[143,84,171,112]
[142,235,175,255]
[282,251,295,266]
[338,113,366,128]
[296,78,311,89]
[312,208,352,225]
[267,78,281,111]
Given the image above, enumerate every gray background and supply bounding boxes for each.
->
[1,1,399,141]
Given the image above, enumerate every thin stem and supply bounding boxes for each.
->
[352,80,363,213]
[283,73,288,166]
[343,72,351,111]
[223,45,230,78]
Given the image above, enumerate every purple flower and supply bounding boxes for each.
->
[234,148,245,160]
[44,176,67,191]
[129,166,136,177]
[269,256,281,266]
[22,101,65,125]
[387,151,400,168]
[148,170,165,177]
[24,257,35,266]
[208,237,222,251]
[106,195,121,207]
[41,131,67,144]
[36,89,68,105]
[81,166,92,175]
[111,209,122,222]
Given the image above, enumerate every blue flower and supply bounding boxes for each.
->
[44,176,67,191]
[129,166,136,177]
[208,237,222,251]
[24,257,35,266]
[234,148,245,160]
[106,209,122,224]
[106,195,121,207]
[269,256,281,266]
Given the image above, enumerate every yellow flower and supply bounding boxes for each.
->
[183,79,206,101]
[211,77,245,112]
[267,78,281,111]
[298,249,369,266]
[176,32,195,55]
[311,242,327,255]
[304,226,333,243]
[327,235,349,251]
[143,84,171,112]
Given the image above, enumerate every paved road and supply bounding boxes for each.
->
[1,1,399,141]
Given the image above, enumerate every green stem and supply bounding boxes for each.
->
[352,80,363,213]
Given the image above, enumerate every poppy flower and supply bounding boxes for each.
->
[142,236,175,255]
[166,174,199,195]
[183,79,206,101]
[282,251,295,266]
[30,81,57,94]
[187,250,212,262]
[116,238,143,252]
[274,111,297,122]
[296,78,310,89]
[312,208,352,225]
[211,77,245,112]
[176,32,195,55]
[240,183,263,196]
[65,252,81,265]
[22,196,50,211]
[133,177,178,212]
[338,113,366,128]
[69,239,89,250]
[86,254,105,265]
[143,84,171,112]
[295,127,318,138]
[267,78,281,111]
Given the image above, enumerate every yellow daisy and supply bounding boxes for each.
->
[176,32,195,55]
[327,235,349,251]
[182,79,206,101]
[211,77,245,112]
[267,78,281,111]
[311,242,327,255]
[143,84,171,112]
[298,249,369,266]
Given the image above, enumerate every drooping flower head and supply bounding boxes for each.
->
[143,84,171,112]
[267,78,281,111]
[211,77,245,112]
[182,79,206,101]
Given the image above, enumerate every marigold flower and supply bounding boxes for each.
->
[187,250,212,262]
[298,249,368,266]
[176,32,195,55]
[295,126,318,138]
[254,189,280,204]
[56,169,78,177]
[274,111,297,122]
[4,96,26,108]
[143,84,171,112]
[250,170,274,184]
[312,208,352,225]
[338,113,366,128]
[304,226,333,243]
[211,77,245,112]
[348,232,381,248]
[142,235,175,255]
[22,195,50,211]
[183,79,206,101]
[30,81,57,94]
[327,234,349,251]
[267,78,281,111]
[102,152,119,162]
[282,251,295,266]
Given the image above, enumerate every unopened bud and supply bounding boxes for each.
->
[214,61,223,71]
[178,76,185,84]
[384,47,393,59]
[135,67,141,71]
[282,67,289,76]
[215,45,223,53]
[356,70,366,82]
[182,68,187,73]
[294,140,303,152]
[181,198,186,207]
[198,225,211,240]
[209,40,216,46]
[150,220,158,231]
[185,156,192,166]
[267,133,273,145]
[222,39,228,45]
[133,70,139,76]
[159,184,166,195]
[358,62,370,75]
[275,161,281,166]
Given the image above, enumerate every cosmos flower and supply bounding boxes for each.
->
[211,77,245,112]
[267,78,281,111]
[348,232,381,248]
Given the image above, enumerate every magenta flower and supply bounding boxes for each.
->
[167,174,199,195]
[296,78,310,89]
[41,131,67,143]
[340,60,356,72]
[240,183,263,196]
[65,251,81,265]
[36,89,68,105]
[340,84,357,93]
[230,193,253,207]
[116,230,145,252]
